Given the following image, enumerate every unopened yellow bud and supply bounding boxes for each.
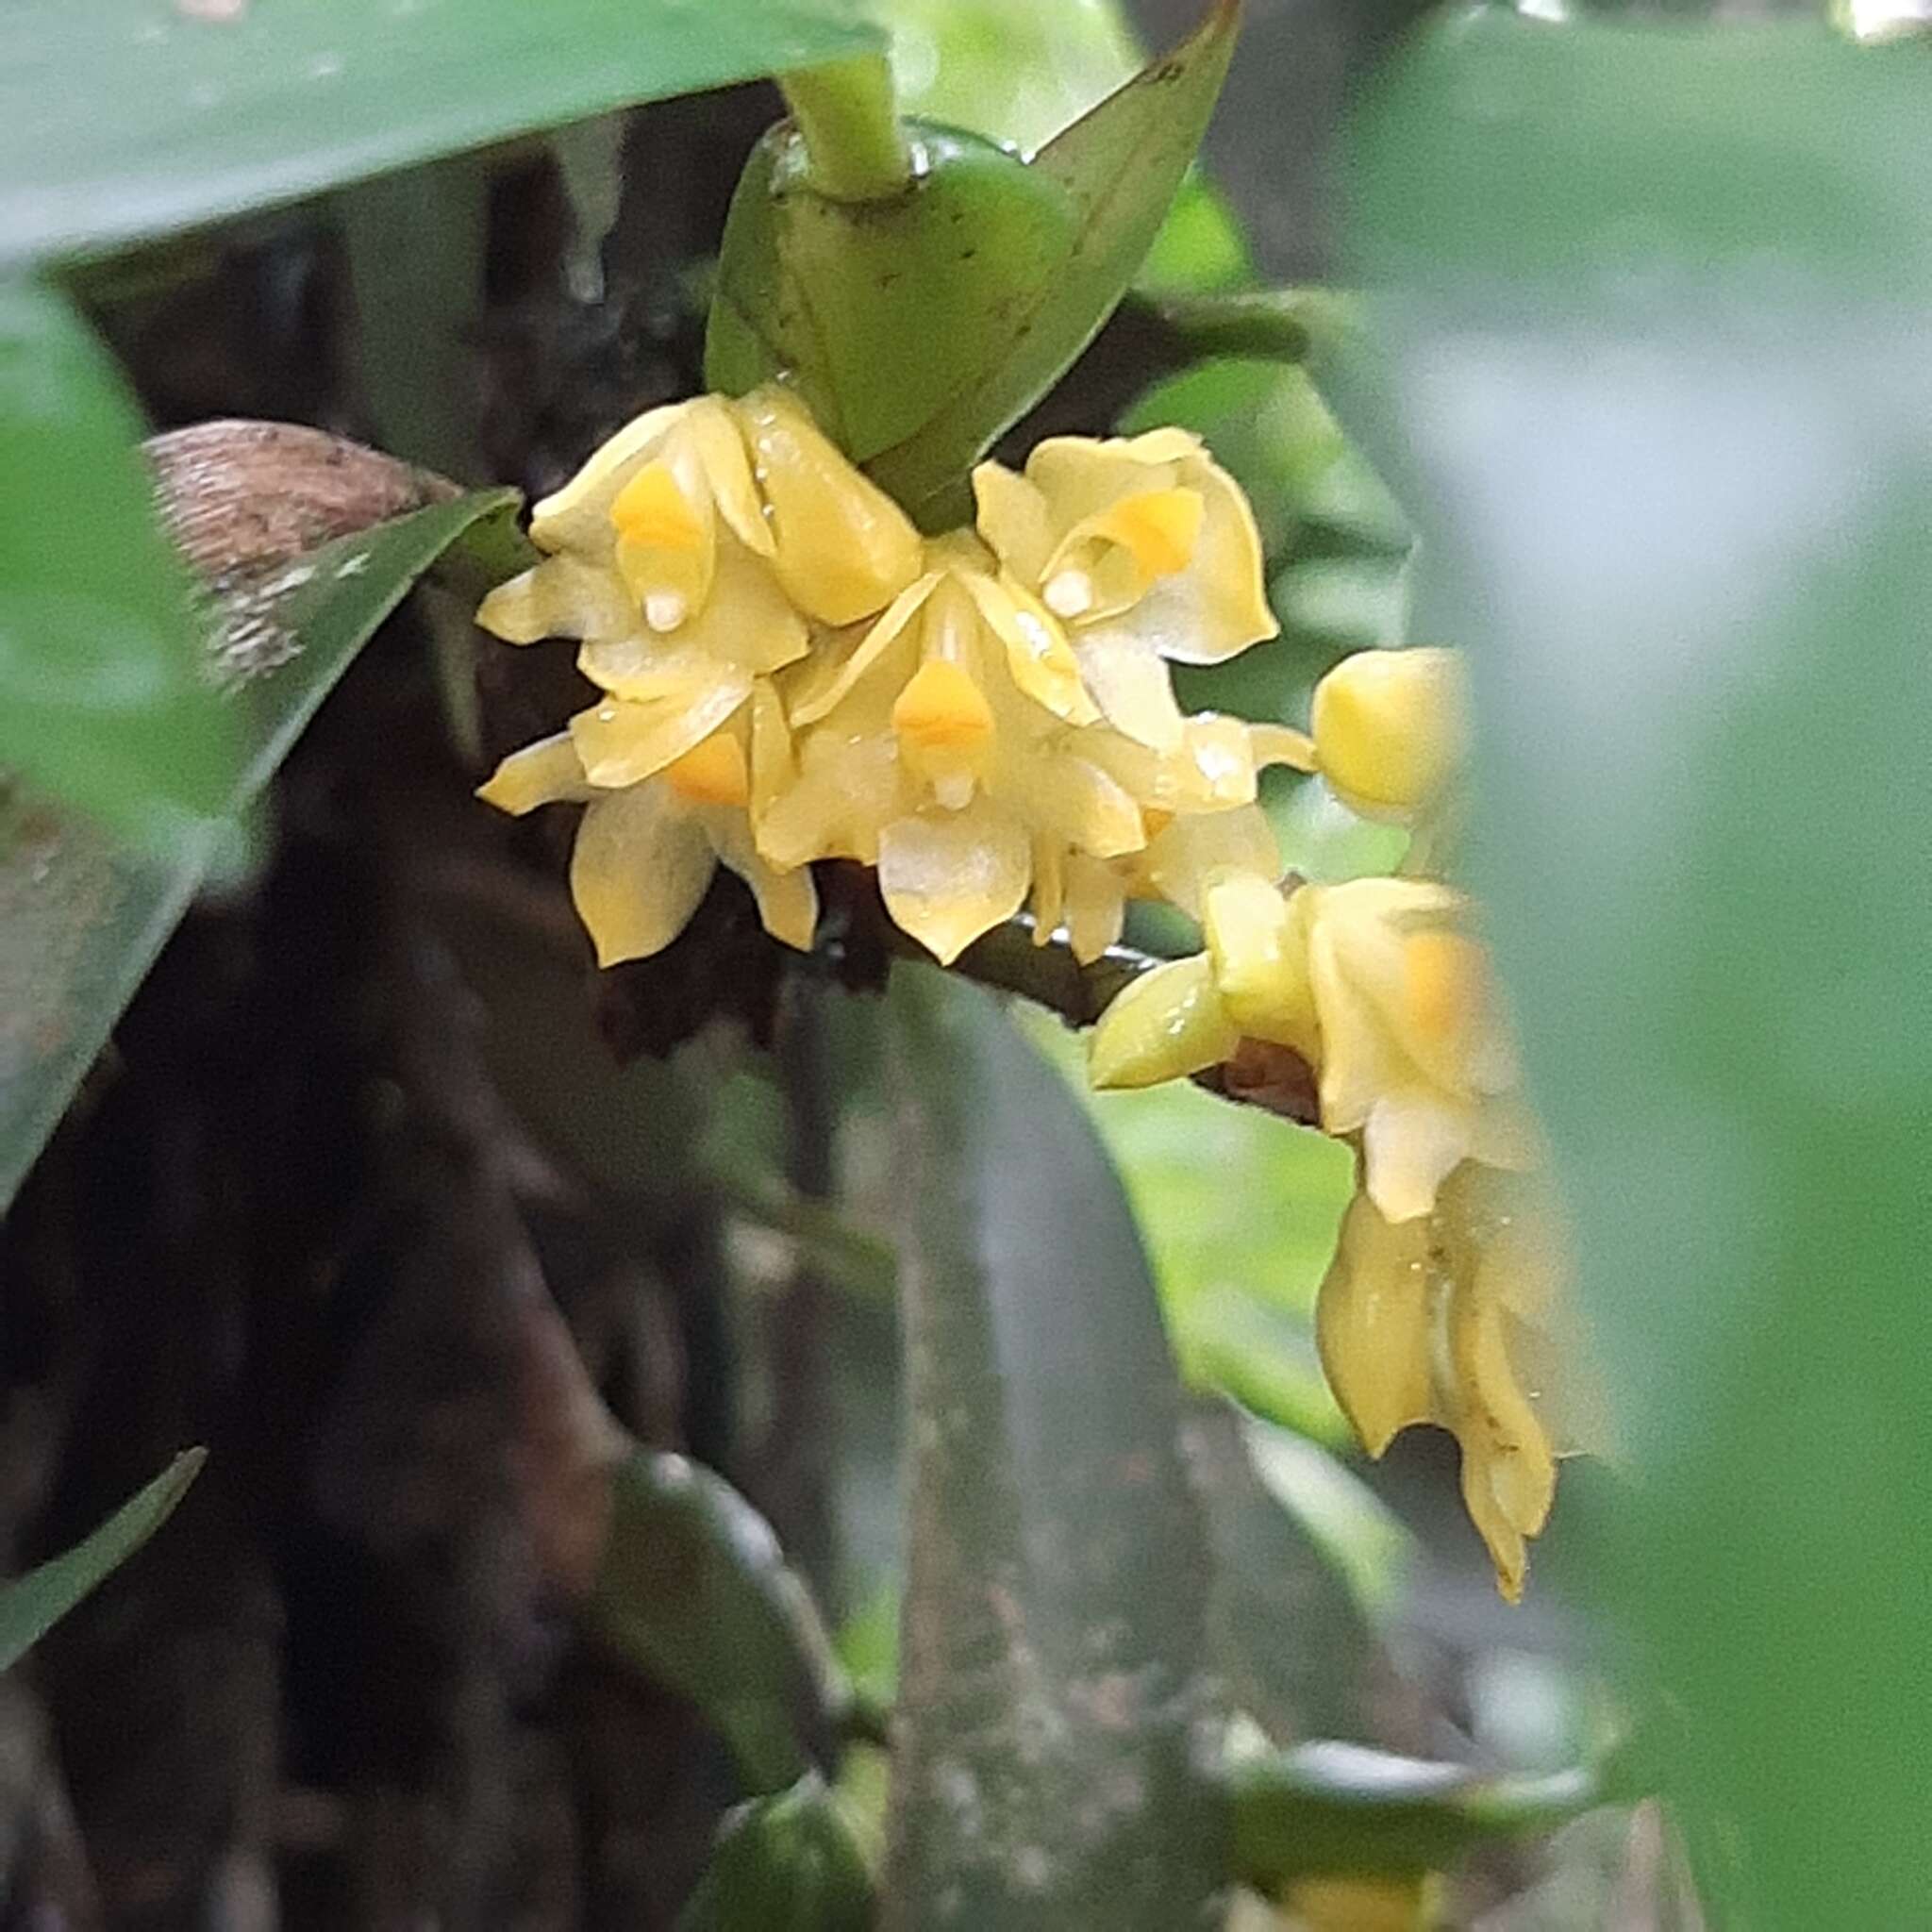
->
[1094,487,1204,578]
[662,732,751,808]
[891,658,994,754]
[1089,953,1241,1091]
[1309,646,1466,822]
[733,389,922,625]
[608,460,705,552]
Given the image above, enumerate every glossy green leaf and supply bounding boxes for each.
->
[1343,11,1932,1924]
[0,0,877,272]
[0,1448,205,1672]
[677,1774,874,1932]
[0,278,234,844]
[585,1449,851,1793]
[1224,1741,1597,1888]
[708,2,1238,521]
[0,490,525,1213]
[882,971,1224,1926]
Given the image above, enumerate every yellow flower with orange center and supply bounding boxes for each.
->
[1091,874,1537,1223]
[477,682,814,967]
[973,427,1278,753]
[476,390,922,791]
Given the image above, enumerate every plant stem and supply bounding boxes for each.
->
[778,56,912,203]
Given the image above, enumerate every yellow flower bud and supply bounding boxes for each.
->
[1088,954,1241,1091]
[1308,646,1466,823]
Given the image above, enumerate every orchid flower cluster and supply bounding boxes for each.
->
[475,389,1585,1598]
[1088,641,1588,1600]
[475,389,1284,972]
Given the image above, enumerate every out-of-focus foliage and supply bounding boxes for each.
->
[0,0,877,271]
[1345,8,1932,1923]
[0,281,234,846]
[885,972,1224,1924]
[1,489,525,1212]
[0,1449,204,1672]
[1023,1010,1351,1439]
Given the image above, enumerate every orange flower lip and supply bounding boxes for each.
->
[891,658,993,752]
[663,732,750,807]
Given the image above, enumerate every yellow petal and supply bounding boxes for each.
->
[1024,432,1183,531]
[710,815,819,952]
[748,678,796,821]
[569,786,716,966]
[1311,646,1468,821]
[1154,450,1278,665]
[1250,721,1317,773]
[960,570,1096,725]
[658,532,808,675]
[1088,953,1240,1090]
[1062,855,1126,963]
[757,714,909,870]
[528,402,683,551]
[1202,871,1316,1052]
[1449,1288,1556,1604]
[475,556,637,644]
[1029,837,1065,943]
[1141,805,1280,919]
[1072,630,1186,751]
[475,731,593,816]
[677,394,774,557]
[971,460,1056,584]
[609,458,705,552]
[662,731,750,808]
[787,571,940,726]
[569,674,751,788]
[1314,1189,1435,1457]
[1008,751,1144,860]
[876,798,1029,964]
[1360,1091,1474,1223]
[577,636,733,704]
[734,387,922,625]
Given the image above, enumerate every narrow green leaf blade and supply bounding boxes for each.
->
[882,972,1224,1927]
[1342,12,1932,1924]
[1,490,525,1213]
[0,0,878,271]
[0,279,234,843]
[584,1449,850,1793]
[862,1,1239,516]
[0,1448,206,1672]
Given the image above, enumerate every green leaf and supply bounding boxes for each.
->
[677,1774,874,1932]
[0,0,878,272]
[0,278,235,845]
[0,489,525,1213]
[1224,1741,1598,1888]
[882,971,1224,1925]
[1342,11,1932,1924]
[585,1449,851,1793]
[0,1448,205,1672]
[708,2,1239,522]
[1181,1404,1400,1744]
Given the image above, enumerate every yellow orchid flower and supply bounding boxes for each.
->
[759,539,1151,965]
[476,684,815,967]
[973,427,1278,754]
[1091,872,1535,1223]
[475,391,922,790]
[1317,1162,1580,1601]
